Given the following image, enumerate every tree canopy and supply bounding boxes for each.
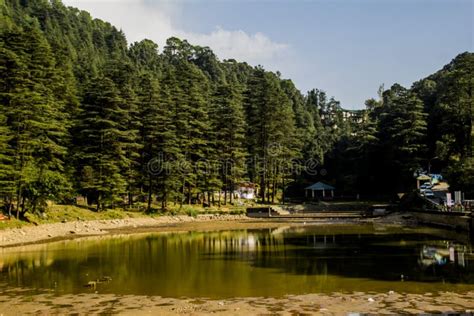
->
[0,0,472,216]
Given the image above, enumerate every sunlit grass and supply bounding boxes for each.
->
[0,217,30,230]
[0,201,249,230]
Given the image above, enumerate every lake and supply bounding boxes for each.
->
[1,224,473,298]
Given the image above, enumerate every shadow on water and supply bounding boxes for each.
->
[0,224,473,298]
[237,231,473,282]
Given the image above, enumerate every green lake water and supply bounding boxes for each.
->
[1,224,474,298]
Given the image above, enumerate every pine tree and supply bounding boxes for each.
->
[244,67,268,201]
[171,59,211,205]
[75,77,128,210]
[103,59,142,208]
[304,89,346,162]
[266,75,297,203]
[0,14,17,215]
[1,23,70,217]
[379,84,428,190]
[3,0,472,206]
[137,72,178,211]
[346,102,379,194]
[0,109,15,216]
[128,39,162,74]
[212,84,247,204]
[244,68,297,203]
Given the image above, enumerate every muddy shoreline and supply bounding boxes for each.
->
[0,288,473,315]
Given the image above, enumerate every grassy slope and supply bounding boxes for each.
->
[0,203,248,230]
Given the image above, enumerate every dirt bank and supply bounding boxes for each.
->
[0,212,416,248]
[0,288,472,315]
[2,215,345,248]
[0,215,254,248]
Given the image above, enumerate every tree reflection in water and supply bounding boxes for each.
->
[1,225,473,297]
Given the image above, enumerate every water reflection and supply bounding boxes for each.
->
[1,225,473,297]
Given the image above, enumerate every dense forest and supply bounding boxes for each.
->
[0,0,472,218]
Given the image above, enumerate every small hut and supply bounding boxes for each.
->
[305,182,335,199]
[235,182,257,199]
[416,174,431,189]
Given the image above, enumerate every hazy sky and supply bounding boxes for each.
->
[63,0,473,109]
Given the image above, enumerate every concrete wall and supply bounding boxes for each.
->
[409,211,472,231]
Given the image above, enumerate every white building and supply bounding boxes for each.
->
[235,182,257,200]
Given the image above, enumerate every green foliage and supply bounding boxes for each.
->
[0,20,71,217]
[412,53,473,197]
[324,54,472,197]
[378,84,428,190]
[244,69,298,203]
[129,39,162,74]
[212,83,247,204]
[445,157,474,198]
[0,109,15,199]
[74,77,130,210]
[136,71,179,210]
[1,0,472,220]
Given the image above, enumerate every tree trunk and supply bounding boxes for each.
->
[32,198,37,214]
[223,170,228,205]
[282,177,285,205]
[97,192,101,212]
[147,177,153,213]
[187,185,191,205]
[161,188,167,211]
[229,180,233,204]
[6,197,12,219]
[180,180,185,208]
[271,178,276,204]
[16,188,21,220]
[20,195,26,217]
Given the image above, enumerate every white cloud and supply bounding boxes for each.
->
[185,27,288,62]
[62,0,289,65]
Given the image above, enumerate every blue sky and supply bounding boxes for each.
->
[63,0,473,109]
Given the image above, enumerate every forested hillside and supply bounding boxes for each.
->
[0,0,472,218]
[325,52,473,198]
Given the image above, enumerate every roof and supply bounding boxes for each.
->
[416,175,431,181]
[237,182,257,188]
[305,181,335,191]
